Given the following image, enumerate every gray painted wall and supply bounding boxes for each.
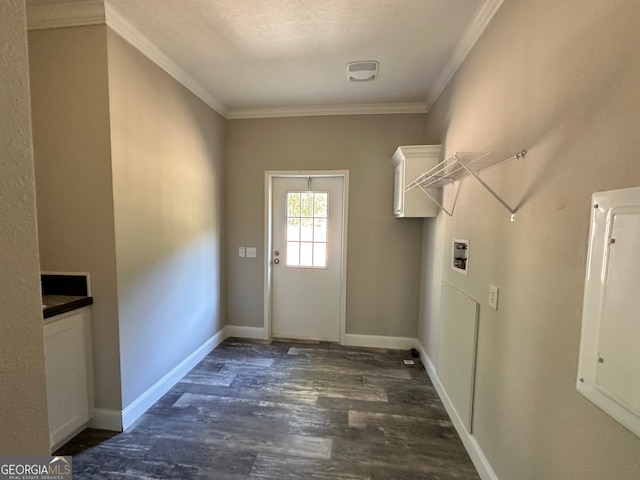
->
[225,114,428,338]
[29,24,227,415]
[419,0,640,478]
[29,24,123,413]
[0,0,50,454]
[107,30,227,407]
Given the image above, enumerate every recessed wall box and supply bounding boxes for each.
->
[452,239,469,274]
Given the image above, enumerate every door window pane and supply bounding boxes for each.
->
[287,193,300,217]
[314,218,327,242]
[287,218,300,241]
[300,242,313,266]
[301,193,313,217]
[314,193,328,217]
[313,243,327,267]
[286,241,299,266]
[285,191,328,268]
[300,218,313,241]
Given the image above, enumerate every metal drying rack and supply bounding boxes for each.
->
[405,150,528,221]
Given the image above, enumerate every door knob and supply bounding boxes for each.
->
[273,258,280,264]
[274,250,280,256]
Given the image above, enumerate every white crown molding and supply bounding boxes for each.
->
[104,2,227,117]
[26,0,496,120]
[226,102,428,120]
[425,0,504,112]
[27,0,105,30]
[27,0,227,116]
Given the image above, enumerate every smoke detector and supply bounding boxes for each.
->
[346,61,379,82]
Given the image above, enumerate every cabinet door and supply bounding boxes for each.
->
[44,312,90,450]
[391,146,441,218]
[393,162,404,216]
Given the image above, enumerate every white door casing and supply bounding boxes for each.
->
[265,171,349,342]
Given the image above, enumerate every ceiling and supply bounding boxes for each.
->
[27,0,502,118]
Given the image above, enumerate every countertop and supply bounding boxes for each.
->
[43,294,93,320]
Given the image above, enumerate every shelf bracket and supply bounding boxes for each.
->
[418,185,453,217]
[455,153,522,221]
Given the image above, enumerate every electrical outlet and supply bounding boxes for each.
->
[246,247,257,258]
[488,284,499,310]
[238,247,245,258]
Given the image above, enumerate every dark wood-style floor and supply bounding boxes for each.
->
[58,338,480,479]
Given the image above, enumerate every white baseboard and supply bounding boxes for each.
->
[121,328,226,430]
[343,333,418,350]
[224,325,266,339]
[106,325,266,432]
[89,408,122,432]
[417,342,498,480]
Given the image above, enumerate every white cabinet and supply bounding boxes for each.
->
[392,145,441,217]
[43,308,92,451]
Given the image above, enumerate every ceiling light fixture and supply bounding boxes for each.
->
[346,61,379,82]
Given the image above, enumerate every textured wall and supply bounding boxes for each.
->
[28,25,123,413]
[106,30,226,407]
[419,0,640,478]
[0,0,50,454]
[225,114,428,337]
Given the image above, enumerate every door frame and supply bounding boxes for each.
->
[264,170,350,343]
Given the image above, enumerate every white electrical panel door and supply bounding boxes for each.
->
[578,186,640,438]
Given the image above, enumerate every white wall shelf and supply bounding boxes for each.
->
[405,150,527,221]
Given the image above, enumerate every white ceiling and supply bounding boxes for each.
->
[27,0,502,118]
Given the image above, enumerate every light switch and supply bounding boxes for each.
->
[238,247,245,258]
[488,285,499,310]
[246,247,257,258]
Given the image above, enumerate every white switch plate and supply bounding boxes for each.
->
[489,284,499,310]
[238,247,245,258]
[246,247,257,258]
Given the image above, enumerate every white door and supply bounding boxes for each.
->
[271,175,344,341]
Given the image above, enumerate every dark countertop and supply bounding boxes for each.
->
[43,294,93,320]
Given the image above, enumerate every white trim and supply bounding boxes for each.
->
[417,342,498,480]
[104,1,227,116]
[227,102,427,120]
[89,325,270,432]
[264,171,349,344]
[224,325,265,340]
[26,0,227,116]
[425,0,504,112]
[120,328,226,430]
[50,423,90,453]
[25,0,498,120]
[89,408,122,432]
[27,1,105,30]
[343,334,418,350]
